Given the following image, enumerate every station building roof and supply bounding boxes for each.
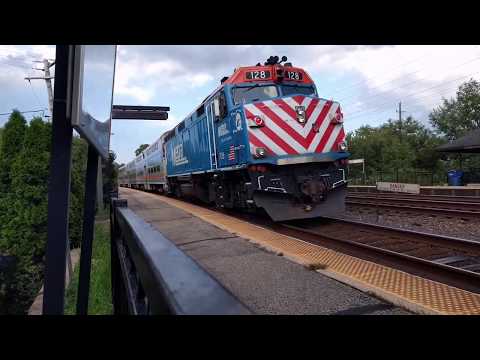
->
[436,128,480,153]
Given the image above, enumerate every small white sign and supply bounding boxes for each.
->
[348,159,364,164]
[376,182,420,194]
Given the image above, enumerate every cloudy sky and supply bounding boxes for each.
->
[1,45,480,164]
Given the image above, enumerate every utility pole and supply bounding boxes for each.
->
[25,59,55,120]
[396,101,407,140]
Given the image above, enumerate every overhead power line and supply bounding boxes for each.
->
[327,49,434,97]
[0,109,48,116]
[337,54,480,107]
[343,70,480,120]
[345,86,456,119]
[344,86,467,123]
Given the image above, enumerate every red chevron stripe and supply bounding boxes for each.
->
[272,98,298,121]
[292,95,304,105]
[258,125,299,154]
[248,131,274,155]
[247,98,344,156]
[315,123,337,153]
[305,98,320,119]
[304,100,334,145]
[252,104,307,148]
[332,127,346,151]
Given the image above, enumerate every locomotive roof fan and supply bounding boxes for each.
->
[264,55,288,65]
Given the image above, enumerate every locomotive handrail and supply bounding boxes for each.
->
[109,198,251,315]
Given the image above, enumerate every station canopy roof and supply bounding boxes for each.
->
[436,128,480,153]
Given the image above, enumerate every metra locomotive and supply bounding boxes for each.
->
[118,56,349,221]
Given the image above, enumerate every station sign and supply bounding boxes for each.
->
[376,182,420,194]
[348,159,364,164]
[71,45,117,159]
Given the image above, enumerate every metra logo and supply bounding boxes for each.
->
[173,144,188,166]
[233,112,243,133]
[218,122,229,137]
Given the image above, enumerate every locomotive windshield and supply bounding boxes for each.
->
[281,84,316,96]
[232,83,316,105]
[233,85,278,105]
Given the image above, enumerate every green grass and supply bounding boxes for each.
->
[64,217,112,315]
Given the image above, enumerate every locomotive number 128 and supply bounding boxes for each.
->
[246,70,271,80]
[285,71,303,80]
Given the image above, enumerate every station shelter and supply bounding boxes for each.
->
[436,128,480,185]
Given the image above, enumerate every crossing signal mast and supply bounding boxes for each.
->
[25,59,55,121]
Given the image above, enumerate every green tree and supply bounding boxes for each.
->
[429,79,480,140]
[0,117,51,313]
[135,144,149,156]
[0,110,27,194]
[346,116,444,184]
[429,79,480,172]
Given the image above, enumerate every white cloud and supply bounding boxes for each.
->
[326,45,480,122]
[113,48,215,103]
[3,44,480,135]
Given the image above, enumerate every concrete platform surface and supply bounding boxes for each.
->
[120,188,410,315]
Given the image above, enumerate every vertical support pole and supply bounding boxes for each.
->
[44,59,54,117]
[43,45,73,315]
[110,199,117,313]
[97,157,104,209]
[76,145,99,315]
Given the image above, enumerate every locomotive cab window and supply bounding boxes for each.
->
[281,84,316,97]
[213,91,228,121]
[196,105,205,117]
[233,85,278,105]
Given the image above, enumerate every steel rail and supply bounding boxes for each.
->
[281,217,480,284]
[346,198,480,216]
[347,193,480,203]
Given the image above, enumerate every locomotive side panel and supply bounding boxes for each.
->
[166,114,213,176]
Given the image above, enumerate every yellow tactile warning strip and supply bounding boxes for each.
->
[123,189,480,315]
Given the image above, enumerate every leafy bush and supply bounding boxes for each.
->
[0,116,50,313]
[0,112,89,314]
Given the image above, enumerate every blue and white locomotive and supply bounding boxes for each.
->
[118,56,349,221]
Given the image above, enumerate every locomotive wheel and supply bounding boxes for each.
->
[175,187,181,198]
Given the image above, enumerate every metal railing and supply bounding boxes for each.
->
[109,198,251,315]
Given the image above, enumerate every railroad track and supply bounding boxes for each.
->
[279,217,480,292]
[141,189,480,292]
[346,192,480,216]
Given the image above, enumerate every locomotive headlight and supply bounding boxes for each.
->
[296,106,306,124]
[338,141,348,151]
[254,147,267,158]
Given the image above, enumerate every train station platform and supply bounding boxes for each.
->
[120,187,410,315]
